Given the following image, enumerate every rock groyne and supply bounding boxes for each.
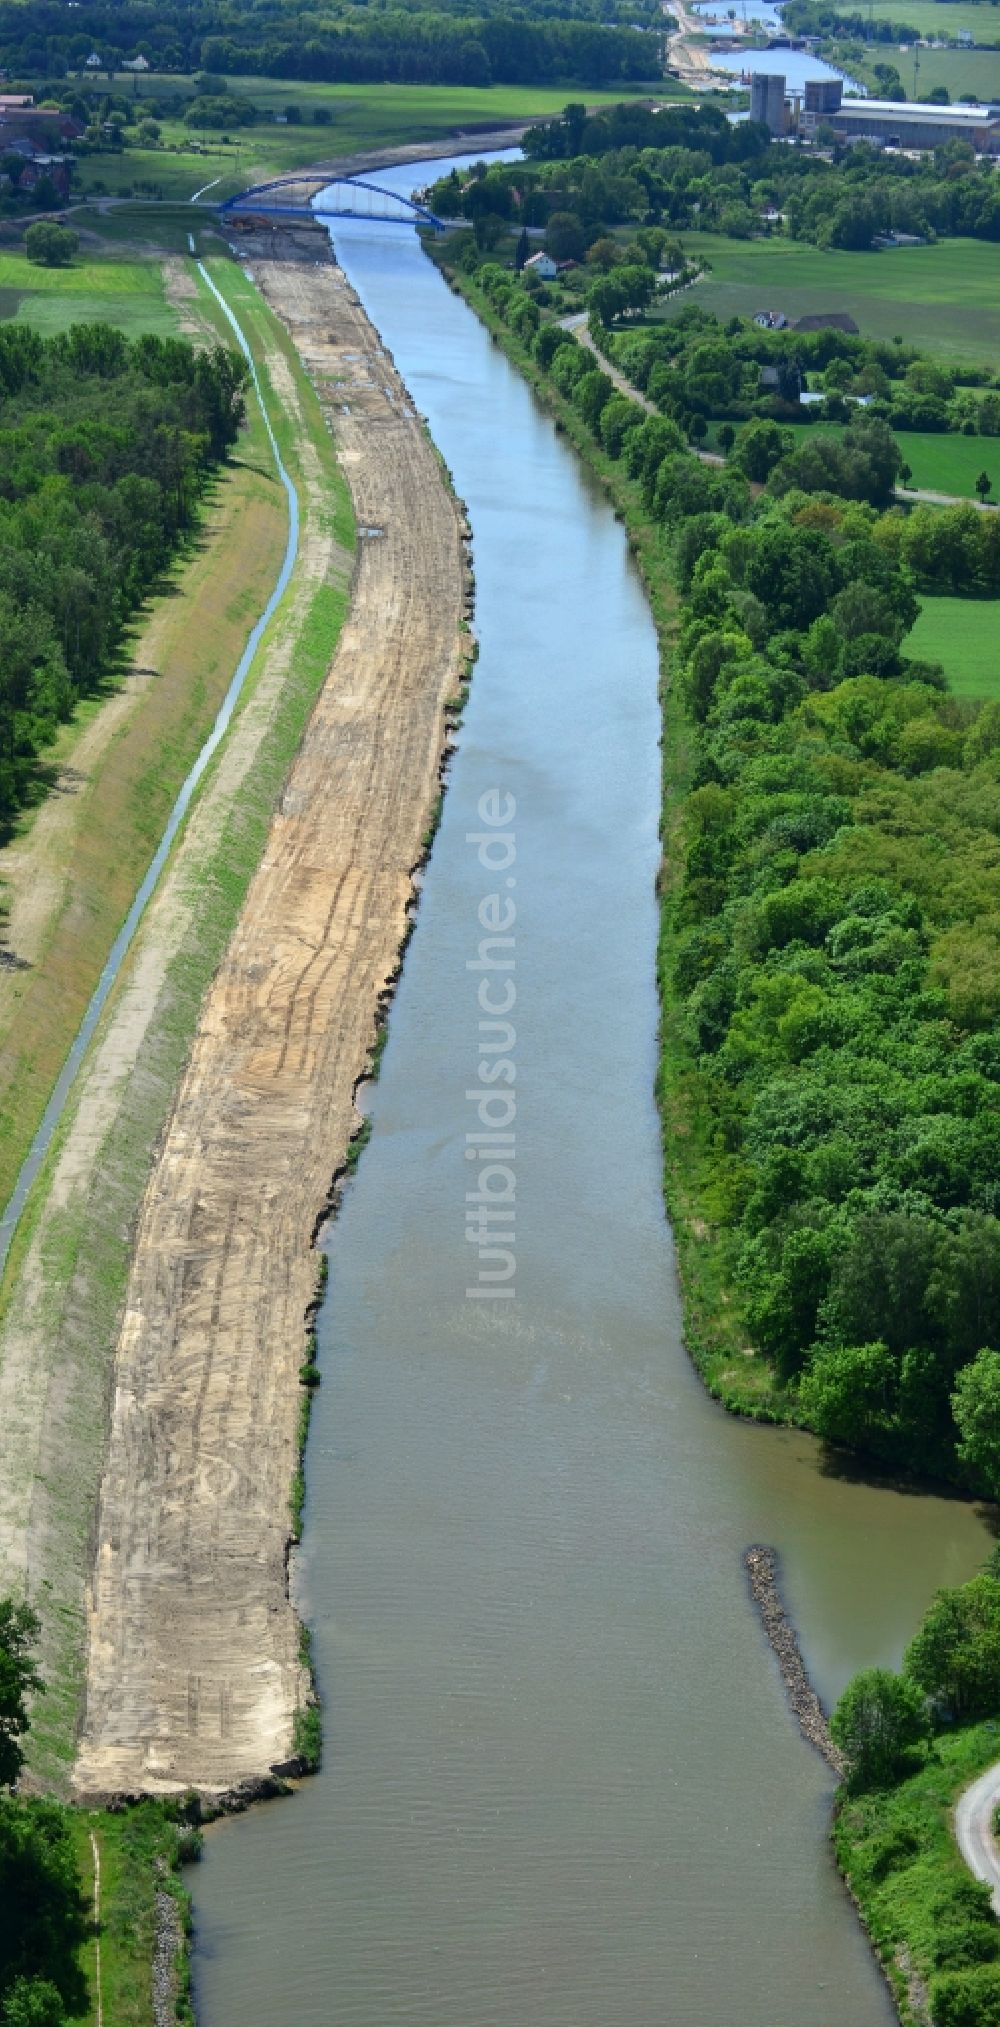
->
[744,1544,847,1779]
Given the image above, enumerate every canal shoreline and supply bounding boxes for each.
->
[427,245,922,2027]
[428,249,812,1434]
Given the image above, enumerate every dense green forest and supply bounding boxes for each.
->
[0,0,664,88]
[446,238,1000,1498]
[440,100,1000,247]
[0,323,247,838]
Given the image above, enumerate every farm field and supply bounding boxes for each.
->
[848,0,1000,35]
[894,427,1000,495]
[899,45,1000,89]
[908,593,1000,693]
[671,233,1000,363]
[826,39,1000,96]
[64,79,678,206]
[0,248,175,335]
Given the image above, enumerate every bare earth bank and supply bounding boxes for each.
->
[70,254,465,1797]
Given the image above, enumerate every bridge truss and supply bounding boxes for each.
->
[219,174,446,231]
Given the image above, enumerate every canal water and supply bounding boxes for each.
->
[710,43,865,93]
[191,157,989,2027]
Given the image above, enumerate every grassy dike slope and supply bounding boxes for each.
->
[0,244,354,1790]
[430,248,781,1422]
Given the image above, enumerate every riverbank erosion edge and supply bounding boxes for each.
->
[72,240,468,1801]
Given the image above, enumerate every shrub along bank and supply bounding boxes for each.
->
[432,237,1000,1500]
[831,1560,1000,2027]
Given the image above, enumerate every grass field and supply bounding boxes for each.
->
[908,594,1000,692]
[62,78,678,205]
[896,428,1000,495]
[671,233,1000,364]
[900,43,1000,89]
[0,247,176,335]
[847,0,1000,36]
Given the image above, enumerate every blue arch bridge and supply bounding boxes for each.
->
[219,174,451,232]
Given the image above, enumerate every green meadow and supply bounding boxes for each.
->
[66,79,678,206]
[0,249,176,336]
[902,44,1000,91]
[849,0,1000,36]
[670,233,1000,364]
[909,594,1000,694]
[895,429,1000,497]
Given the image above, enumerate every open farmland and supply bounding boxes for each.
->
[63,79,680,205]
[847,0,1000,36]
[671,233,1000,363]
[895,428,1000,496]
[897,44,1000,91]
[0,249,176,335]
[908,593,1000,692]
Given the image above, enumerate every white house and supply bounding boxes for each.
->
[524,251,558,280]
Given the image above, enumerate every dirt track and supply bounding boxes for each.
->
[74,254,465,1796]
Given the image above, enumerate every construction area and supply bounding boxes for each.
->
[0,221,467,1798]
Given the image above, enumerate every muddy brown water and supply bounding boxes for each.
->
[191,156,991,2027]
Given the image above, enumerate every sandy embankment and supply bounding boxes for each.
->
[73,253,466,1797]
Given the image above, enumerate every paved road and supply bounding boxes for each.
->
[955,1762,1000,1913]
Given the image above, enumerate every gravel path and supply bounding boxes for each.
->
[955,1761,1000,1913]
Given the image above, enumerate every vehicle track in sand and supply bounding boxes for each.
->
[73,252,466,1797]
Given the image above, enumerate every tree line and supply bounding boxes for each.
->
[452,251,1000,1499]
[0,0,664,89]
[0,321,247,840]
[481,100,1000,249]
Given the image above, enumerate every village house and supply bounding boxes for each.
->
[524,250,558,280]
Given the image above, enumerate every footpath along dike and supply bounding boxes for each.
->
[73,241,469,1799]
